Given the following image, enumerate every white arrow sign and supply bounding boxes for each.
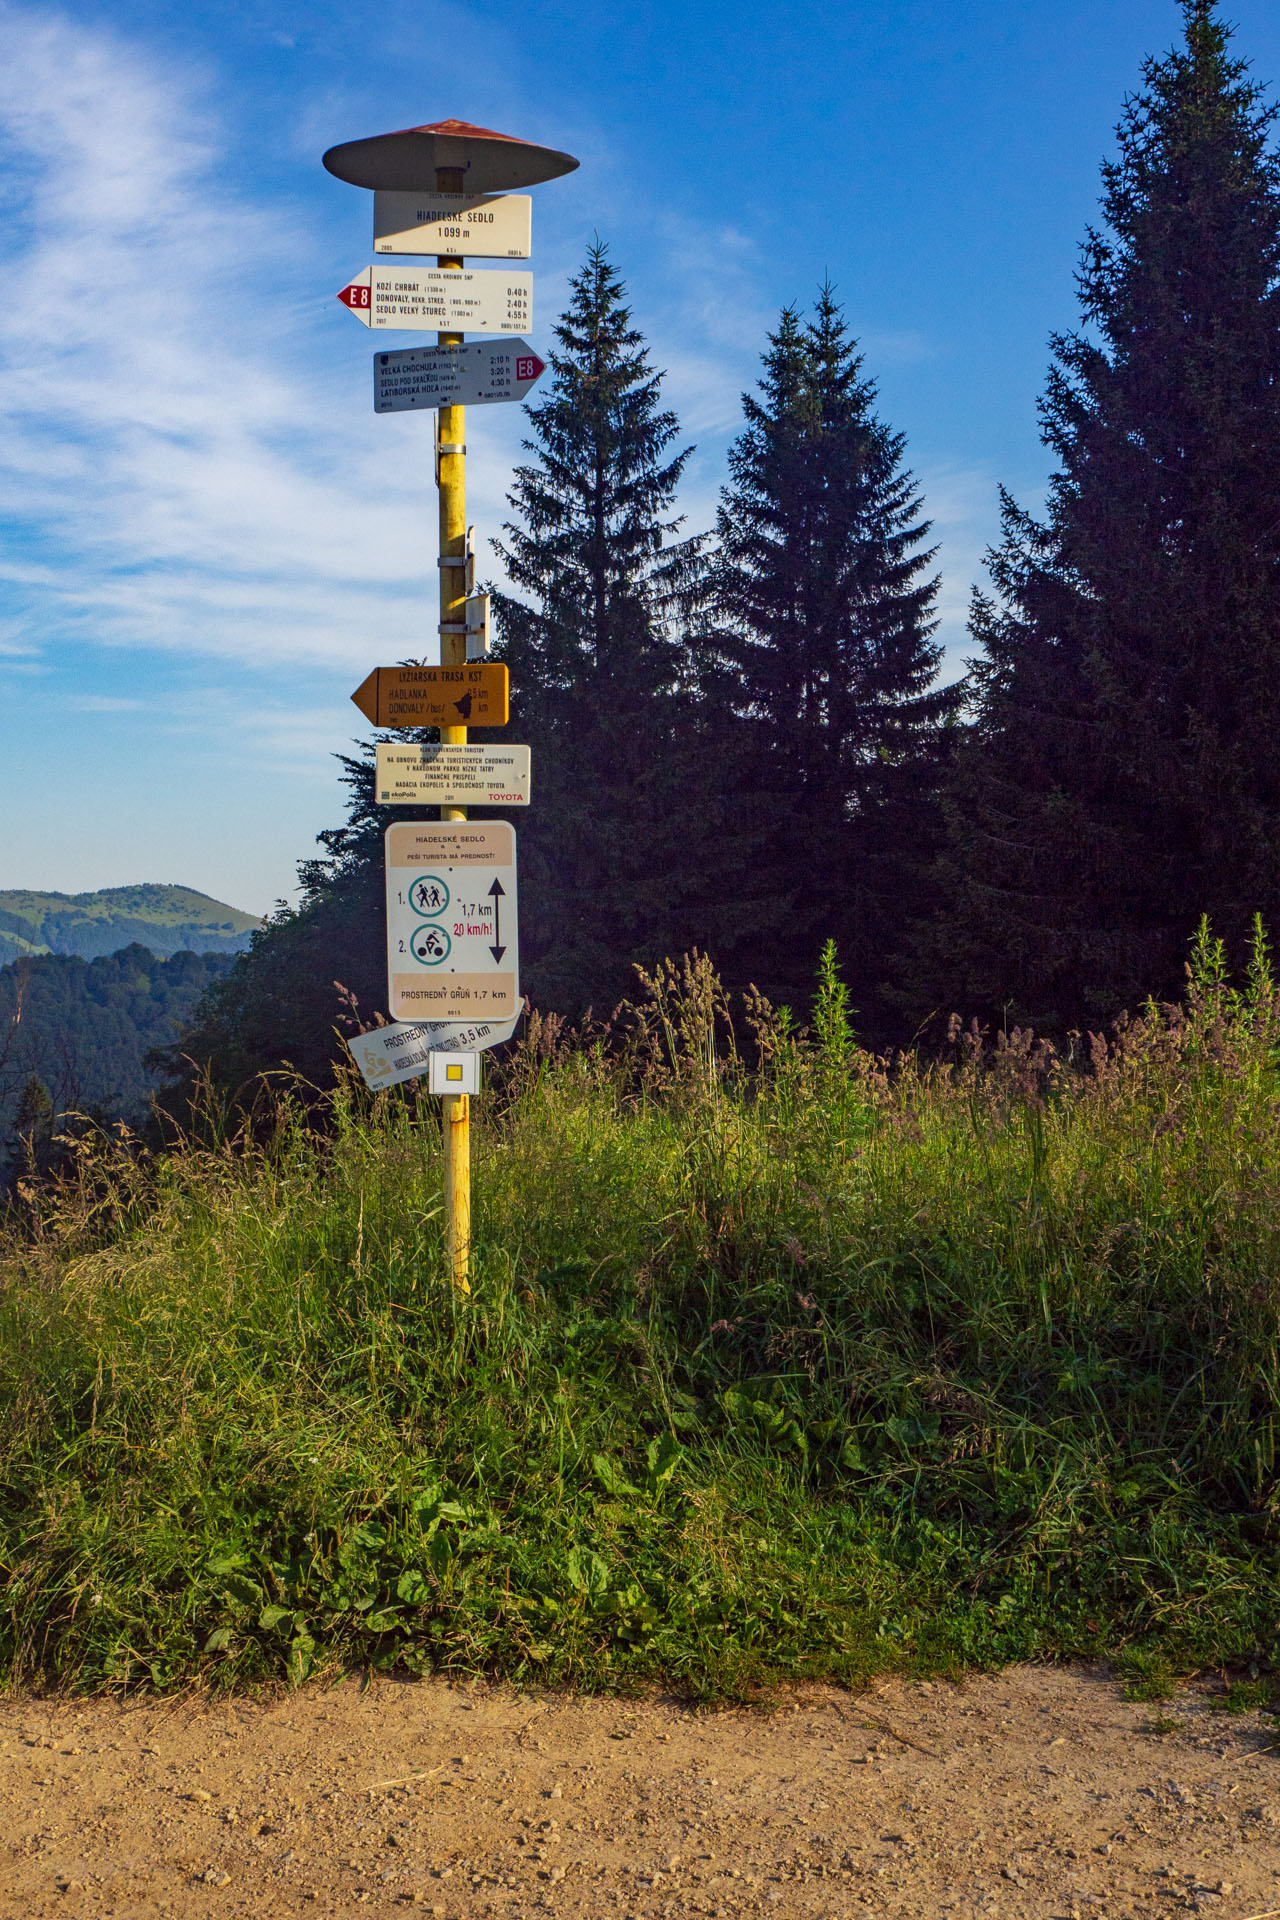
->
[347,1012,522,1091]
[374,339,546,412]
[338,266,532,334]
[373,191,531,258]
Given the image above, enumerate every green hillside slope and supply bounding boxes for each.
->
[3,946,1279,1693]
[0,885,261,967]
[0,945,235,1162]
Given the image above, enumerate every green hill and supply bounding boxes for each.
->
[0,885,261,968]
[0,944,236,1164]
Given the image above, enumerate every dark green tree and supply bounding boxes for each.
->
[492,240,764,1012]
[161,758,413,1102]
[5,1073,54,1184]
[174,240,740,1098]
[919,2,1280,1027]
[707,288,955,1023]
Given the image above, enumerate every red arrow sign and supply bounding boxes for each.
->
[338,279,372,311]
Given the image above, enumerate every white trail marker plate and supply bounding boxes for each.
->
[373,190,531,257]
[376,743,531,806]
[386,820,518,1022]
[374,339,546,411]
[338,266,532,334]
[347,1012,521,1091]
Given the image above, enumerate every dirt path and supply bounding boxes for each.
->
[2,1666,1278,1919]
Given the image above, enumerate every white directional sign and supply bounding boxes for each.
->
[374,339,546,412]
[386,820,518,1023]
[347,1012,521,1091]
[373,191,531,258]
[376,743,531,806]
[338,266,532,334]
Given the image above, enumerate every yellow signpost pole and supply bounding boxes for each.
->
[324,118,579,1300]
[435,163,471,1292]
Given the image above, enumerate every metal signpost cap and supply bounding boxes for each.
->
[322,118,579,192]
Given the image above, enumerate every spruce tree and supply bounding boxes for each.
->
[922,2,1280,1027]
[493,240,753,1013]
[708,288,954,1022]
[176,242,727,1098]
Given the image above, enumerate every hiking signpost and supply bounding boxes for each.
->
[325,116,579,1291]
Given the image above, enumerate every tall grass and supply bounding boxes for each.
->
[3,924,1280,1697]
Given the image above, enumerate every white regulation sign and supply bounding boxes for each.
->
[385,819,519,1024]
[374,340,546,412]
[347,1012,522,1091]
[373,191,531,258]
[376,743,531,806]
[338,266,532,334]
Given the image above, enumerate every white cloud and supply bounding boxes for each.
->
[917,460,1000,664]
[0,3,997,700]
[0,1,502,673]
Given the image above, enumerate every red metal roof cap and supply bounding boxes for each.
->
[402,119,532,143]
[323,119,579,192]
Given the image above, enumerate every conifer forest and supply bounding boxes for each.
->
[181,3,1280,1094]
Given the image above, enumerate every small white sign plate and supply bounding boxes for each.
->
[386,820,519,1023]
[376,743,531,806]
[338,266,532,334]
[373,191,531,258]
[428,1051,481,1095]
[374,339,546,412]
[347,1012,521,1091]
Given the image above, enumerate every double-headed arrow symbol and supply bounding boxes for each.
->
[488,878,506,963]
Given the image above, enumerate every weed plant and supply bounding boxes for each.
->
[3,923,1280,1697]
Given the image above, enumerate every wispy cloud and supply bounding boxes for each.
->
[0,2,508,673]
[0,2,995,699]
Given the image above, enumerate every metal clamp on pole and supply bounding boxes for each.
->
[465,591,492,660]
[438,621,467,634]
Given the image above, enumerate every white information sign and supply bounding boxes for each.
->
[385,820,519,1023]
[373,191,531,258]
[347,1012,521,1091]
[374,339,546,412]
[376,743,531,806]
[338,266,532,334]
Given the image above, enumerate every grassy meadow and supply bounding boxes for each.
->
[3,930,1280,1698]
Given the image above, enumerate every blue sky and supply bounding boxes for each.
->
[2,0,1278,916]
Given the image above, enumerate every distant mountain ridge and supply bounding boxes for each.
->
[0,885,262,968]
